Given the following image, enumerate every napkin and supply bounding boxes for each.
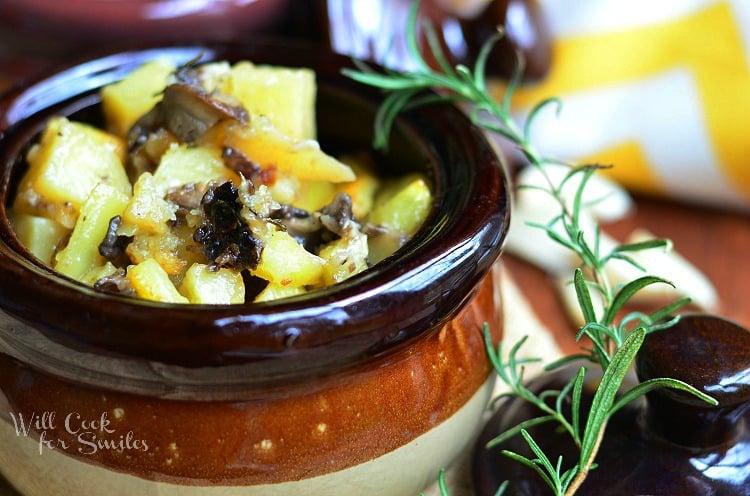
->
[498,0,750,211]
[423,264,563,496]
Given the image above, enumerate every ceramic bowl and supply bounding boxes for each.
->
[0,42,509,495]
[1,0,294,44]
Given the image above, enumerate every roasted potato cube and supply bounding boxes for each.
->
[8,210,70,265]
[219,119,355,184]
[254,283,305,303]
[125,226,200,277]
[195,61,232,93]
[366,230,405,266]
[13,117,130,229]
[318,228,369,285]
[368,174,432,236]
[222,61,316,140]
[153,143,239,192]
[101,59,176,137]
[54,183,130,281]
[253,230,325,287]
[179,263,244,304]
[267,175,300,206]
[121,172,178,235]
[127,258,189,303]
[293,180,336,212]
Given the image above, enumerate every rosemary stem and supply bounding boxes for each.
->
[565,420,608,496]
[343,3,708,493]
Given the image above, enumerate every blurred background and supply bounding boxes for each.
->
[3,0,749,211]
[0,1,546,92]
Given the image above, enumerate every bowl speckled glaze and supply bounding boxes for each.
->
[0,42,509,495]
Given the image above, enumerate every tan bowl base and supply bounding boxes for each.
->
[0,376,493,496]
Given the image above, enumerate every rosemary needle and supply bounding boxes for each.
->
[347,1,718,495]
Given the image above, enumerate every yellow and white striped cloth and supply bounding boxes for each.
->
[499,0,750,210]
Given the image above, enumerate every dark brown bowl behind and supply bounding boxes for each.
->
[0,42,509,388]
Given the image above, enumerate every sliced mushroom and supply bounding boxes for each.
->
[157,83,248,143]
[267,193,357,253]
[222,146,264,182]
[126,65,249,181]
[129,82,248,147]
[98,215,133,267]
[269,204,323,251]
[318,193,355,236]
[126,128,177,182]
[93,268,136,297]
[166,183,207,213]
[193,181,263,271]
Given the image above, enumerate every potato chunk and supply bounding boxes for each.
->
[368,174,432,236]
[222,61,316,140]
[13,117,130,229]
[153,143,239,192]
[121,172,178,235]
[254,283,304,303]
[125,228,197,277]
[292,180,336,212]
[218,119,355,183]
[179,263,244,304]
[81,262,119,287]
[253,230,325,287]
[127,258,188,303]
[54,182,130,281]
[318,227,369,285]
[101,59,176,137]
[8,211,70,265]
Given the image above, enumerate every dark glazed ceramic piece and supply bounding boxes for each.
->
[0,42,509,383]
[321,0,551,80]
[473,314,750,495]
[457,0,552,81]
[0,1,550,85]
[1,0,295,44]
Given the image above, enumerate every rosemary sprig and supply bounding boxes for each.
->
[349,2,718,495]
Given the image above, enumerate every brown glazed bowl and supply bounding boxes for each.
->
[1,0,294,44]
[0,42,509,495]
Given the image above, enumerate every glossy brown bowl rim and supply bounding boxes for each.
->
[0,41,509,381]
